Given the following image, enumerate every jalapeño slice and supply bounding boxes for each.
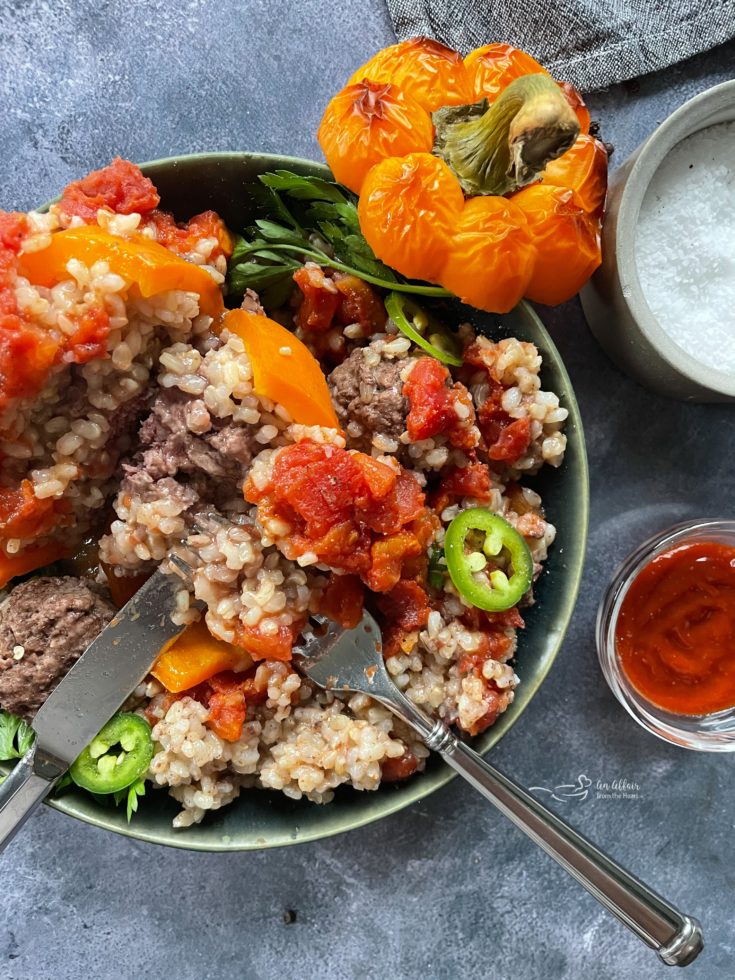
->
[444,508,533,612]
[69,712,153,795]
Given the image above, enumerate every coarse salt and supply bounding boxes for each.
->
[635,120,735,373]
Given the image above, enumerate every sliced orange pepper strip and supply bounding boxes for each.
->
[101,562,153,608]
[0,540,68,589]
[220,308,340,430]
[19,227,224,318]
[152,618,251,693]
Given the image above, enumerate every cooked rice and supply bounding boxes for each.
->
[2,190,567,827]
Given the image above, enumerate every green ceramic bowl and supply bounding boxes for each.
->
[5,152,588,850]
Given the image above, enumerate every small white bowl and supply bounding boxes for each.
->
[581,80,735,402]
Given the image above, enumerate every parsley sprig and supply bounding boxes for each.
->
[0,709,34,760]
[114,777,146,823]
[227,170,452,306]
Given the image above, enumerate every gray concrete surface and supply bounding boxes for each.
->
[1,2,734,978]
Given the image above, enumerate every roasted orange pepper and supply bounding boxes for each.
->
[348,37,473,112]
[0,540,69,589]
[219,308,340,429]
[319,37,608,312]
[541,134,608,217]
[357,153,464,282]
[317,80,434,194]
[441,197,537,313]
[511,184,601,306]
[152,618,251,693]
[19,227,224,318]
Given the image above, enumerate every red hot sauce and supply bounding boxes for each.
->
[615,541,735,715]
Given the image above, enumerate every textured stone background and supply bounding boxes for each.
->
[1,2,734,978]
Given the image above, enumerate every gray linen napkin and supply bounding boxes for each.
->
[385,0,735,90]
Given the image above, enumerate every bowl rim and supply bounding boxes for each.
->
[4,150,589,849]
[614,78,735,397]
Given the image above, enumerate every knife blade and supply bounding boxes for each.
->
[32,554,201,772]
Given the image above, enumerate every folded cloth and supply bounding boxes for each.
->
[385,0,735,90]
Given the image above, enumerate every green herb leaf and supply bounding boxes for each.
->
[126,778,146,823]
[261,171,349,204]
[428,545,447,590]
[0,710,35,761]
[254,219,308,246]
[54,772,73,794]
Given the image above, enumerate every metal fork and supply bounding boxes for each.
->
[295,610,703,967]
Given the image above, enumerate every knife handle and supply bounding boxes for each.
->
[0,745,54,853]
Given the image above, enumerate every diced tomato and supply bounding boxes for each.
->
[0,212,62,412]
[360,470,425,535]
[457,622,517,676]
[317,573,365,628]
[207,683,248,741]
[234,618,304,662]
[294,265,341,333]
[381,748,419,781]
[205,670,270,742]
[63,306,111,365]
[293,268,388,337]
[0,479,68,540]
[404,357,454,441]
[333,273,387,334]
[0,212,28,253]
[273,441,365,538]
[150,669,269,742]
[468,687,503,736]
[377,579,430,656]
[487,416,532,462]
[465,342,535,464]
[367,531,423,592]
[0,321,60,411]
[58,157,160,223]
[430,463,492,513]
[352,452,397,499]
[404,356,477,450]
[142,209,234,261]
[247,440,431,593]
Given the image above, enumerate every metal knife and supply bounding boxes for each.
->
[0,554,201,852]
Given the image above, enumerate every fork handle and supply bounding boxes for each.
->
[386,694,702,967]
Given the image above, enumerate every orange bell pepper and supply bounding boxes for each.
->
[465,42,547,100]
[101,562,153,608]
[151,618,251,693]
[220,308,340,430]
[319,38,607,312]
[0,540,68,589]
[511,184,601,306]
[441,197,537,313]
[357,153,464,282]
[541,134,608,218]
[317,80,434,194]
[348,36,473,112]
[19,227,224,318]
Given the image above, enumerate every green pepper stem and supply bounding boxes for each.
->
[432,73,580,197]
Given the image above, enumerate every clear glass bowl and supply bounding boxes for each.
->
[597,519,735,751]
